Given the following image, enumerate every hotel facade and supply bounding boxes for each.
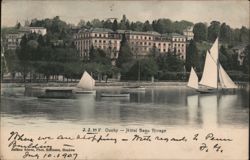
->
[74,28,187,61]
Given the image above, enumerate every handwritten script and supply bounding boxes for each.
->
[6,128,233,160]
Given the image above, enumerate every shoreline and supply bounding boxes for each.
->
[1,81,249,89]
[1,81,187,88]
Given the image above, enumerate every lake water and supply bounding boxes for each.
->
[1,86,249,129]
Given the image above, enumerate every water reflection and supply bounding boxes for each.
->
[187,95,202,127]
[1,87,249,127]
[199,94,218,127]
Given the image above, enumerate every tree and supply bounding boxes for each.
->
[232,28,240,44]
[120,15,129,30]
[239,26,249,43]
[77,20,86,28]
[15,22,21,29]
[219,45,232,70]
[37,35,45,46]
[133,21,144,31]
[220,23,232,43]
[140,58,158,79]
[112,19,118,31]
[86,21,92,29]
[242,44,250,73]
[4,49,20,78]
[102,20,112,29]
[185,40,199,71]
[152,19,171,34]
[193,22,207,42]
[116,34,133,68]
[173,20,193,34]
[149,45,160,59]
[231,52,240,70]
[208,21,220,42]
[143,20,153,32]
[24,20,30,27]
[160,54,184,72]
[126,57,158,80]
[91,19,103,28]
[88,45,96,61]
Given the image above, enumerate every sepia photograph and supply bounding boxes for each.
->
[1,0,249,159]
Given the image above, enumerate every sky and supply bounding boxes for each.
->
[1,0,249,28]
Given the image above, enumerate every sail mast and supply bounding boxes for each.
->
[216,38,219,90]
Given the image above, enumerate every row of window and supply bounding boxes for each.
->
[94,39,119,44]
[93,45,118,50]
[7,42,19,45]
[174,43,185,47]
[75,39,120,46]
[77,45,118,51]
[76,40,185,47]
[131,46,185,53]
[7,39,20,42]
[76,33,121,39]
[130,41,185,47]
[130,35,153,40]
[172,38,186,42]
[76,41,185,51]
[76,33,110,39]
[94,33,109,38]
[76,34,90,39]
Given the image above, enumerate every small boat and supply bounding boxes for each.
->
[37,94,76,99]
[187,38,238,94]
[123,85,145,89]
[75,90,96,94]
[74,71,96,94]
[123,85,146,92]
[101,93,130,97]
[37,89,76,99]
[45,88,73,93]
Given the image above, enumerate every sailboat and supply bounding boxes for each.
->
[187,38,238,93]
[74,71,96,94]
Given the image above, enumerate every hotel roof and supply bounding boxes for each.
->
[76,28,185,38]
[78,28,113,33]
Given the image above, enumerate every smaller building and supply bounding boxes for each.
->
[5,32,25,50]
[5,27,47,50]
[28,27,47,36]
[183,26,194,41]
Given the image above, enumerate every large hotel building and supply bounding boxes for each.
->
[74,28,187,61]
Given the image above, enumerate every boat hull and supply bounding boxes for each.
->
[197,88,237,94]
[45,89,73,93]
[101,93,130,97]
[37,89,75,99]
[197,88,217,94]
[74,90,96,94]
[37,95,76,99]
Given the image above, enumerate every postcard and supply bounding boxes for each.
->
[1,0,249,160]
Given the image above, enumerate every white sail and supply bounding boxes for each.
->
[187,67,199,89]
[199,51,218,88]
[210,38,219,63]
[77,71,95,90]
[219,64,238,89]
